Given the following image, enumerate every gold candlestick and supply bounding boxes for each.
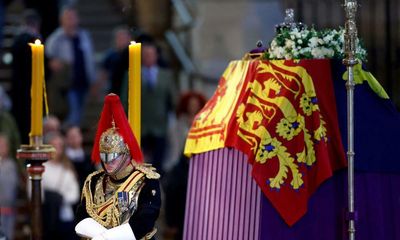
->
[17,39,55,240]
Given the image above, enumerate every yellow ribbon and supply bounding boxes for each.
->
[342,63,389,99]
[43,79,49,116]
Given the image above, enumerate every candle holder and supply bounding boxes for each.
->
[17,135,55,240]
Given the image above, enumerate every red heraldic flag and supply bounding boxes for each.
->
[185,59,347,226]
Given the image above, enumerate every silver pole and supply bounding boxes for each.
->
[343,1,358,240]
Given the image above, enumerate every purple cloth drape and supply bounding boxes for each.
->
[184,150,400,240]
[260,170,400,240]
[183,148,262,240]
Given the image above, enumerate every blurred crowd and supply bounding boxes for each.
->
[0,2,207,240]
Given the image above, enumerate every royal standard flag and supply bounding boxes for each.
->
[185,59,347,226]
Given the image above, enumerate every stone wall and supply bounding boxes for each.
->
[189,0,283,96]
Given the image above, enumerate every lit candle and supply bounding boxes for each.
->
[128,41,141,145]
[29,39,44,138]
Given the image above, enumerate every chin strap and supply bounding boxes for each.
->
[110,161,134,180]
[92,223,136,240]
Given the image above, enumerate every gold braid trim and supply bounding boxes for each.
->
[132,161,161,179]
[81,170,104,202]
[82,170,145,228]
[141,228,157,240]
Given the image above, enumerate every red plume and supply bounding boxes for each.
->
[91,93,143,164]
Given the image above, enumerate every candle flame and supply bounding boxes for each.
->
[34,39,41,45]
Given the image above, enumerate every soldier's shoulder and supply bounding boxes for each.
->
[133,163,160,180]
[83,170,104,186]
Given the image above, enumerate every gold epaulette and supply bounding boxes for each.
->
[132,162,160,179]
[81,170,104,201]
[85,169,104,181]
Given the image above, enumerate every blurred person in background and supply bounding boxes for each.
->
[163,91,206,240]
[97,26,131,98]
[0,85,20,163]
[41,132,80,240]
[140,39,177,174]
[45,5,95,125]
[10,9,41,144]
[0,0,12,47]
[43,114,61,135]
[164,91,207,171]
[23,0,59,39]
[0,134,18,240]
[64,125,94,189]
[0,85,11,112]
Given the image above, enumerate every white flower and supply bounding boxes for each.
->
[284,53,292,60]
[266,27,367,61]
[311,47,324,59]
[272,47,285,59]
[323,34,333,43]
[271,40,277,48]
[339,33,344,43]
[320,47,334,58]
[301,29,309,38]
[308,37,319,48]
[328,49,335,57]
[285,39,295,48]
[268,48,276,57]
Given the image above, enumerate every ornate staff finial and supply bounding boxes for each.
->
[343,0,359,66]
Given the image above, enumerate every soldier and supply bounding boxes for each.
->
[75,94,161,239]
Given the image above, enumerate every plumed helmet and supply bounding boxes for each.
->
[98,122,130,163]
[91,93,143,164]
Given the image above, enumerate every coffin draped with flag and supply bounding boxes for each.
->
[184,59,347,226]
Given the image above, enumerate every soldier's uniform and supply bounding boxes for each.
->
[75,94,161,240]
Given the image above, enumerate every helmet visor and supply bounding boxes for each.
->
[101,152,130,175]
[100,152,121,164]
